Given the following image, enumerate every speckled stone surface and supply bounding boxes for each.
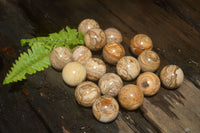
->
[130,34,153,56]
[160,65,184,89]
[118,84,144,110]
[98,73,123,97]
[103,42,125,65]
[84,28,106,51]
[85,58,106,81]
[92,95,119,123]
[137,72,160,96]
[104,27,122,44]
[116,56,141,80]
[50,47,72,71]
[75,81,101,107]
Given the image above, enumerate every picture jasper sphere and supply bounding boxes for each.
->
[104,27,123,44]
[98,73,123,97]
[118,84,144,110]
[50,47,72,71]
[138,50,160,72]
[72,46,92,65]
[92,95,119,123]
[85,58,106,81]
[84,28,106,51]
[160,65,184,89]
[75,81,101,107]
[78,19,100,35]
[137,72,160,96]
[62,62,86,86]
[130,34,153,56]
[103,42,125,65]
[116,56,141,81]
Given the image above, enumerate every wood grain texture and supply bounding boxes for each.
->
[0,0,200,133]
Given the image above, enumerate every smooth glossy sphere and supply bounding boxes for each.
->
[84,28,106,51]
[118,84,144,110]
[103,42,125,65]
[104,27,122,44]
[50,47,72,71]
[78,19,100,35]
[85,58,106,81]
[92,95,119,123]
[116,56,141,81]
[130,34,153,56]
[62,62,86,86]
[75,81,101,107]
[138,50,160,72]
[72,46,92,65]
[137,72,160,96]
[160,65,184,89]
[98,73,123,97]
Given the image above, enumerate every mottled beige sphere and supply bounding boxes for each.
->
[75,81,101,107]
[138,50,160,72]
[50,47,72,71]
[92,95,119,123]
[130,34,153,56]
[62,62,86,86]
[160,65,184,89]
[116,56,141,81]
[104,27,123,44]
[98,73,123,97]
[118,84,144,110]
[103,42,125,65]
[78,19,100,35]
[72,46,92,65]
[84,28,106,51]
[85,58,106,81]
[137,72,160,96]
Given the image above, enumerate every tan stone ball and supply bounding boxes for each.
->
[78,19,100,35]
[130,34,153,56]
[62,62,86,86]
[75,81,101,107]
[50,47,72,71]
[84,28,106,51]
[160,65,184,89]
[137,72,160,96]
[118,84,144,110]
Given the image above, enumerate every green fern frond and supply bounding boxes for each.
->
[21,26,84,50]
[3,26,84,85]
[3,43,51,85]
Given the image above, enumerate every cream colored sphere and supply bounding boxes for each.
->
[62,62,86,86]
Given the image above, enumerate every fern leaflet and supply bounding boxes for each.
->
[3,43,51,85]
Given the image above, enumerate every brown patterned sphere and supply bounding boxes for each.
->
[138,50,160,72]
[75,81,101,107]
[118,84,144,110]
[78,19,100,35]
[92,95,119,123]
[50,47,72,71]
[84,28,106,51]
[98,73,123,97]
[85,58,106,81]
[72,46,92,65]
[104,27,123,44]
[137,72,160,96]
[62,62,86,86]
[160,65,184,89]
[130,34,153,56]
[103,42,125,65]
[116,56,141,81]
